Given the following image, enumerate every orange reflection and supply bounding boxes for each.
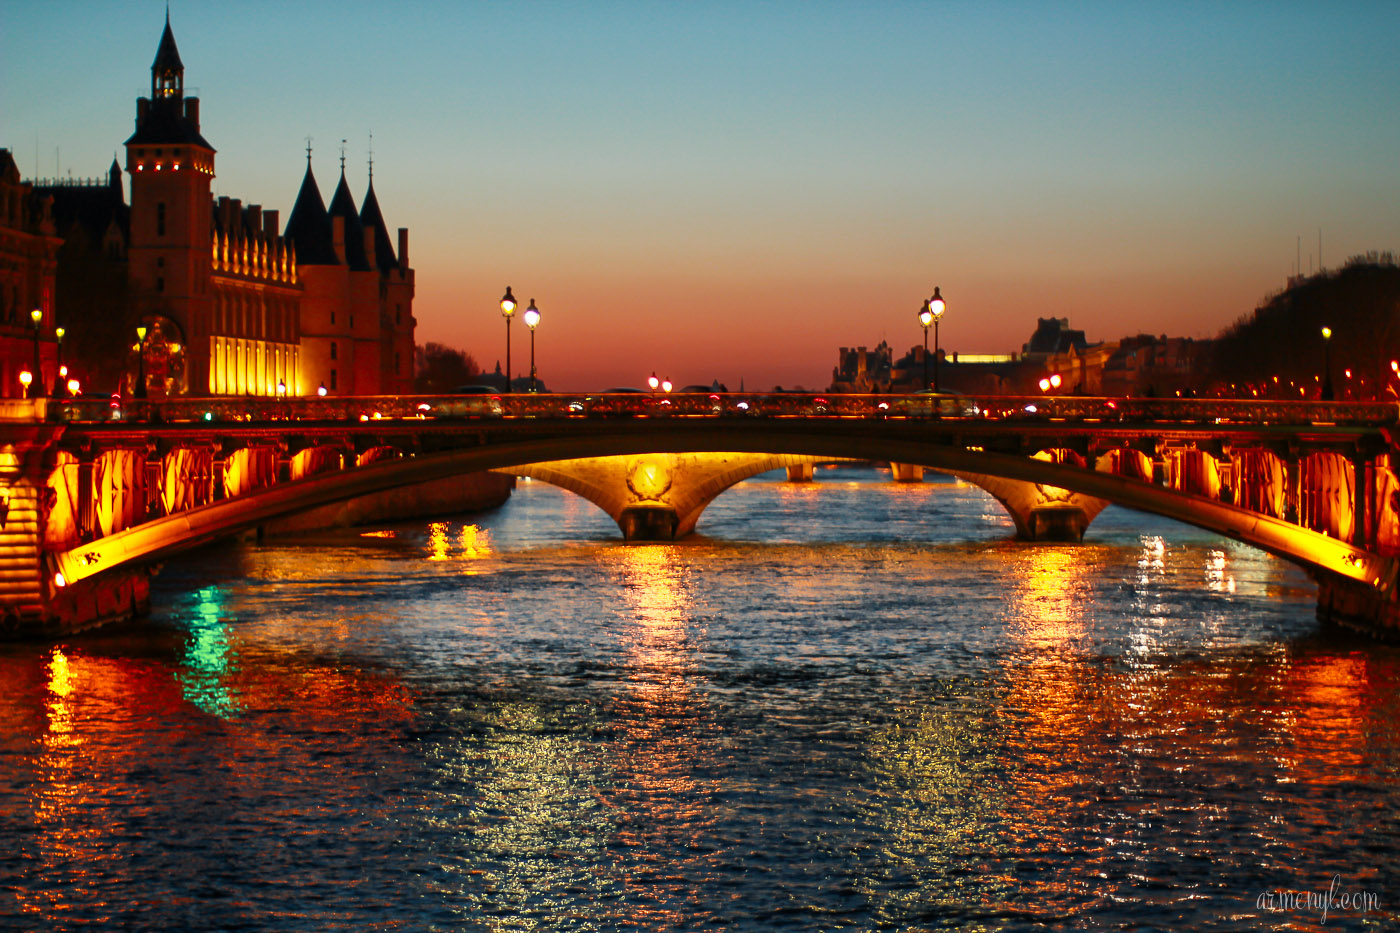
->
[1007,544,1092,650]
[425,521,494,563]
[597,544,718,926]
[1276,654,1371,785]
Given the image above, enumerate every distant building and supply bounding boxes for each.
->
[0,150,62,396]
[8,14,416,397]
[830,342,894,392]
[1100,335,1209,397]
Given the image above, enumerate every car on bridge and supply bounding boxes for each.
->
[894,390,980,418]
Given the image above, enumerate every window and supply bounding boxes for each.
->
[330,341,337,361]
[330,311,335,325]
[156,276,164,293]
[330,369,337,390]
[395,304,401,325]
[157,202,166,237]
[395,352,401,374]
[349,314,354,330]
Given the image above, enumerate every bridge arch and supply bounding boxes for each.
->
[499,452,845,540]
[51,425,1395,613]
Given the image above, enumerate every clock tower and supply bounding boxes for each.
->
[124,13,215,394]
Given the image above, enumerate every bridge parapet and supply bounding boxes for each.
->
[17,392,1400,431]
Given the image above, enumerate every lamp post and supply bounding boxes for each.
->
[918,301,933,390]
[523,299,540,393]
[135,325,148,398]
[1321,326,1334,400]
[52,326,66,396]
[648,372,660,394]
[500,286,517,393]
[29,308,44,399]
[927,286,946,393]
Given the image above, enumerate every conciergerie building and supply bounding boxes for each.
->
[1,14,415,398]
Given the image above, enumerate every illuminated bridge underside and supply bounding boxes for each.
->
[53,426,1395,600]
[494,453,850,539]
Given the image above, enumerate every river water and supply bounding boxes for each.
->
[1,467,1396,931]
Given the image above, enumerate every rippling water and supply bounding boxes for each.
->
[2,467,1397,931]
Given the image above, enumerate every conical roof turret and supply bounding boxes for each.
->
[327,168,370,271]
[283,159,338,265]
[359,178,397,272]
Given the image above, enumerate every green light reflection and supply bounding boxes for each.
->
[177,585,241,718]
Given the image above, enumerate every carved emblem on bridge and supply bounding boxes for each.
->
[626,458,673,502]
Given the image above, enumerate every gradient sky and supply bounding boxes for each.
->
[4,1,1399,390]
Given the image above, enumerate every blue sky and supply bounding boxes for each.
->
[4,1,1398,389]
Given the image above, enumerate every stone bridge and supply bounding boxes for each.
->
[1,392,1397,639]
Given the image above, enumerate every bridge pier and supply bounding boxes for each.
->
[890,462,924,482]
[1316,569,1400,640]
[785,463,815,483]
[619,504,681,541]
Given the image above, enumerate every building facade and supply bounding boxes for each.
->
[9,15,415,398]
[0,151,61,397]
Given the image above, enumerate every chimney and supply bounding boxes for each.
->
[332,215,346,265]
[262,209,278,239]
[397,227,409,270]
[247,204,262,236]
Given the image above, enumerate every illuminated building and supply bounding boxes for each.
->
[8,14,415,398]
[0,150,61,397]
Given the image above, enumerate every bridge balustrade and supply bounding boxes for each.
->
[32,392,1400,428]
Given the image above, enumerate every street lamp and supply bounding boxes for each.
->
[648,372,660,394]
[918,301,933,391]
[19,370,32,396]
[29,308,44,399]
[927,287,946,393]
[662,377,673,393]
[135,325,148,398]
[523,299,540,393]
[317,382,328,397]
[500,286,517,393]
[1321,325,1334,400]
[52,326,65,396]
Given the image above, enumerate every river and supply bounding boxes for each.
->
[1,466,1396,930]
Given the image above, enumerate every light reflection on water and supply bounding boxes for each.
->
[0,466,1396,931]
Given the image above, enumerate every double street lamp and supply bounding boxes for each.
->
[523,299,541,393]
[918,286,946,392]
[500,286,517,393]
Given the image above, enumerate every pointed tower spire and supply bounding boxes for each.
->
[152,10,184,99]
[328,160,369,271]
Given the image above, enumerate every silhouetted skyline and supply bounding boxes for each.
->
[4,1,1398,390]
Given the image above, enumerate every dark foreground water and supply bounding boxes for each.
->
[1,467,1397,931]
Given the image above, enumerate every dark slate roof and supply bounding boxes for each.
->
[327,171,370,271]
[153,14,184,74]
[124,99,214,148]
[33,175,129,247]
[283,162,339,265]
[358,180,397,272]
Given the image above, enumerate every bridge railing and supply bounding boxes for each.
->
[18,392,1400,428]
